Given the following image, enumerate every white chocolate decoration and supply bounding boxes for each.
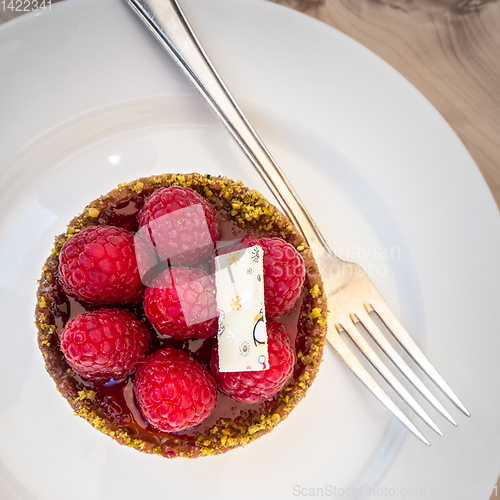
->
[215,244,268,372]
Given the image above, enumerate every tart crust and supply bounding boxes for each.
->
[35,173,328,458]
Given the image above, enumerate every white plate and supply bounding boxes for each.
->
[1,0,499,498]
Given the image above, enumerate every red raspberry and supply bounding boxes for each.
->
[134,347,217,432]
[60,308,150,381]
[58,225,143,305]
[137,186,219,266]
[143,266,218,340]
[210,320,294,404]
[220,235,305,318]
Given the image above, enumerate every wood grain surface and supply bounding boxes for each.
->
[1,0,499,498]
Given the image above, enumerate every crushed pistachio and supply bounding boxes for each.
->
[311,307,322,318]
[270,413,281,425]
[74,389,96,402]
[132,182,144,193]
[300,354,313,365]
[148,176,162,185]
[88,207,100,218]
[247,425,260,435]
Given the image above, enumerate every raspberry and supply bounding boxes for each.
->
[58,225,143,305]
[144,266,218,340]
[210,320,294,404]
[60,308,150,381]
[137,186,219,266]
[220,235,305,317]
[134,347,217,432]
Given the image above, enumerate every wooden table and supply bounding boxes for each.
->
[1,0,499,497]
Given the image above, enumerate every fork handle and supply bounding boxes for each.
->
[124,0,333,256]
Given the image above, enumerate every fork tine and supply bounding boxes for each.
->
[340,317,443,436]
[355,307,458,426]
[326,327,431,445]
[327,327,431,445]
[368,300,470,417]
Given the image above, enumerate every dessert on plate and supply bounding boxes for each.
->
[35,173,327,458]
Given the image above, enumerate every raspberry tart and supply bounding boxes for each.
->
[35,173,327,458]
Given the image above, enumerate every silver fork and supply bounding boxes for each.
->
[123,0,470,444]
